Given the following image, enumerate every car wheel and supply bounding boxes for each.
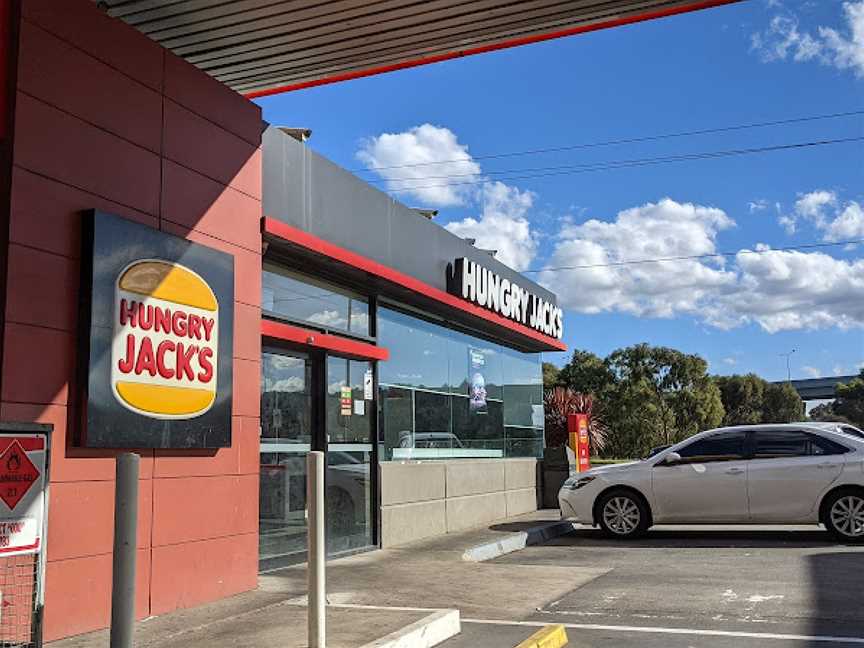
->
[597,490,650,539]
[824,489,864,543]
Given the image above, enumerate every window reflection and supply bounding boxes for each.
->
[263,263,370,337]
[378,307,544,460]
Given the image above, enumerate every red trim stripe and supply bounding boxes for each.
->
[245,0,740,98]
[262,318,390,361]
[263,218,567,352]
[0,437,44,453]
[0,539,40,555]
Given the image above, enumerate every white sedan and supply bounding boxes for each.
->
[558,423,864,542]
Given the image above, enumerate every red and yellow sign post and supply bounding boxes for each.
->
[567,413,591,473]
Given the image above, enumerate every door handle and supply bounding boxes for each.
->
[816,462,834,470]
[725,467,744,475]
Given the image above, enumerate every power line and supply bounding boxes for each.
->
[379,136,863,192]
[353,109,864,174]
[369,135,863,185]
[521,239,864,274]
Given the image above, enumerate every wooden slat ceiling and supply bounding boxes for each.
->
[99,0,741,97]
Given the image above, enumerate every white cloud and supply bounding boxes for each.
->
[723,246,864,332]
[824,202,864,241]
[356,124,480,207]
[819,1,864,76]
[540,198,738,319]
[802,365,823,378]
[834,364,847,376]
[359,124,539,271]
[540,198,864,333]
[794,190,837,227]
[723,357,737,366]
[444,182,537,271]
[777,190,864,243]
[749,199,770,213]
[752,1,864,77]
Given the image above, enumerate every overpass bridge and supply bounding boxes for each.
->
[780,375,858,400]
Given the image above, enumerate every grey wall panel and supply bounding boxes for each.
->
[308,151,392,265]
[262,126,306,230]
[262,126,557,305]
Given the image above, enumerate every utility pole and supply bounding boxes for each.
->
[780,349,796,382]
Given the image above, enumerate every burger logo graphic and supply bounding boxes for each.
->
[110,260,219,419]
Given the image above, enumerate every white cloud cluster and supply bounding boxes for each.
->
[751,1,864,77]
[444,181,537,271]
[358,124,537,270]
[540,198,864,333]
[540,199,737,319]
[357,124,480,207]
[780,190,864,241]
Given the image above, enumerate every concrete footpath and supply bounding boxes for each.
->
[48,511,580,648]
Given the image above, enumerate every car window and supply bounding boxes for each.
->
[754,430,849,458]
[753,431,811,458]
[676,431,746,463]
[840,426,864,440]
[811,435,851,456]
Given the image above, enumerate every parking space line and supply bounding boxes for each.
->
[462,618,864,644]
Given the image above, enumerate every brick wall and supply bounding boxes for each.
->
[4,0,263,640]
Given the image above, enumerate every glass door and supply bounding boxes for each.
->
[259,351,312,571]
[325,356,375,555]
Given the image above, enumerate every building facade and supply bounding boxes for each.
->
[0,0,564,640]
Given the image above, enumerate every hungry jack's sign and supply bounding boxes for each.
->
[78,212,234,449]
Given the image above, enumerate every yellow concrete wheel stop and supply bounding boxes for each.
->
[514,624,568,648]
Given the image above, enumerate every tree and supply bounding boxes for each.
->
[832,370,864,428]
[602,344,724,458]
[542,362,560,390]
[557,350,613,395]
[762,382,804,423]
[714,374,766,426]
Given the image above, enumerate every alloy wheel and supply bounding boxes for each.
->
[830,495,864,538]
[602,496,641,535]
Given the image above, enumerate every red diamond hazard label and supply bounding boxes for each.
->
[0,441,39,511]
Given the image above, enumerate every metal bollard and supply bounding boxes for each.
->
[110,453,139,648]
[307,451,326,648]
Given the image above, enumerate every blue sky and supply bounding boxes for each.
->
[255,0,864,382]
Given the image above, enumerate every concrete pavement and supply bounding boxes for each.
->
[48,515,864,648]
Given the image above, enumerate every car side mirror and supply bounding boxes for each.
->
[662,452,682,466]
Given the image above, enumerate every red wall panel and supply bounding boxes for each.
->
[5,0,263,640]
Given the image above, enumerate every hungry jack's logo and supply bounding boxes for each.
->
[111,260,219,419]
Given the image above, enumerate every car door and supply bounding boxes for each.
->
[651,430,750,522]
[747,429,846,522]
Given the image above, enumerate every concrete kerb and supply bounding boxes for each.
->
[461,520,576,562]
[357,609,461,648]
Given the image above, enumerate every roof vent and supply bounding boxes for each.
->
[278,127,312,142]
[412,208,438,220]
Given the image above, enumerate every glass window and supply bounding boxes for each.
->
[261,352,311,443]
[753,431,811,458]
[326,357,372,444]
[325,357,374,555]
[378,306,543,460]
[677,431,746,463]
[263,263,370,336]
[379,386,413,460]
[449,331,503,400]
[378,308,450,391]
[502,348,544,428]
[841,426,864,440]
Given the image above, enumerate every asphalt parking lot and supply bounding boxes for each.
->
[442,524,864,648]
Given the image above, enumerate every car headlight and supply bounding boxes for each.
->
[562,475,596,491]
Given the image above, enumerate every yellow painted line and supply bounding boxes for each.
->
[515,623,568,648]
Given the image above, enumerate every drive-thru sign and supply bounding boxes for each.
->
[0,435,47,556]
